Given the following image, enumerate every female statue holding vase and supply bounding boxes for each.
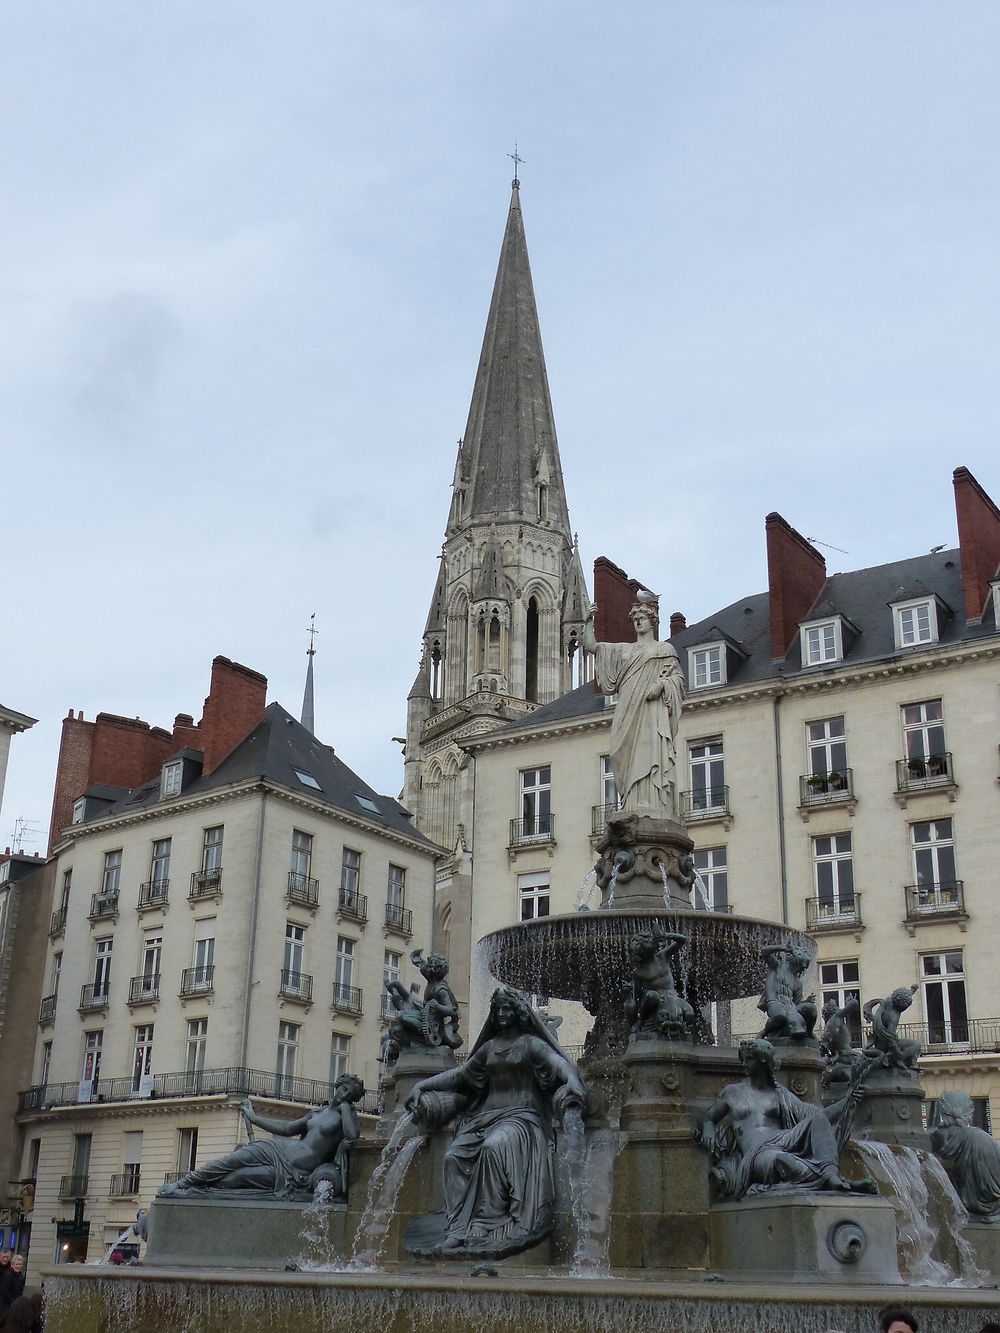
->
[404,987,588,1259]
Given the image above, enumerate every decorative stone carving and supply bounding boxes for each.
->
[757,946,817,1044]
[930,1090,1000,1221]
[157,1075,365,1201]
[624,929,695,1041]
[862,986,921,1075]
[583,599,685,820]
[698,1038,875,1201]
[403,987,588,1259]
[379,951,462,1066]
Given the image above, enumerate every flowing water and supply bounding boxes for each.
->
[569,1126,626,1277]
[691,871,712,913]
[576,868,598,911]
[858,1139,985,1285]
[296,1179,338,1269]
[605,862,620,909]
[346,1113,425,1271]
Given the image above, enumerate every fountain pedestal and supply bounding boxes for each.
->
[595,813,694,910]
[961,1222,1000,1274]
[711,1193,901,1283]
[144,1195,347,1269]
[857,1072,930,1151]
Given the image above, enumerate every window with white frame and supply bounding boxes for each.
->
[330,1032,351,1084]
[93,938,113,999]
[102,849,122,898]
[800,619,842,666]
[121,1131,142,1192]
[185,1018,207,1076]
[520,767,551,837]
[518,872,551,922]
[161,761,182,798]
[818,960,861,1044]
[177,1127,199,1174]
[688,739,725,812]
[202,826,224,874]
[688,644,724,690]
[387,864,406,909]
[691,847,728,910]
[290,830,313,884]
[51,951,62,996]
[921,950,968,1045]
[893,598,937,649]
[910,819,958,907]
[284,922,306,985]
[340,848,362,904]
[192,919,216,988]
[901,700,947,777]
[132,1025,154,1091]
[335,935,355,1002]
[72,797,86,825]
[40,1041,52,1086]
[60,868,72,914]
[384,949,401,984]
[276,1021,299,1092]
[807,716,848,777]
[82,1030,103,1087]
[812,833,855,916]
[149,838,171,889]
[600,755,619,812]
[140,935,161,996]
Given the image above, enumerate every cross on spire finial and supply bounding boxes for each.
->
[507,143,524,187]
[306,612,318,657]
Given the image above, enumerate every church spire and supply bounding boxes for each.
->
[300,614,317,734]
[454,181,572,536]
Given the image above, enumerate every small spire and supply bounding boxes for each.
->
[301,613,317,733]
[507,142,524,189]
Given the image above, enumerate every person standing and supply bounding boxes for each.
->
[0,1256,25,1315]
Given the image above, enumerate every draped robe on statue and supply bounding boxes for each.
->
[595,638,685,817]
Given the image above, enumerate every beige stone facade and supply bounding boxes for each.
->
[17,756,437,1266]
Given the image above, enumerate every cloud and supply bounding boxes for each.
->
[68,289,181,425]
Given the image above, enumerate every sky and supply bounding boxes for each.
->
[3,2,999,853]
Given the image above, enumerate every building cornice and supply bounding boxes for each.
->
[0,705,37,733]
[462,712,611,753]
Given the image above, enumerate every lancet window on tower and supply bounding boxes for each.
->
[488,614,502,672]
[526,597,540,702]
[430,640,444,700]
[537,482,548,521]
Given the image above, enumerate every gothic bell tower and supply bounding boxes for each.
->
[404,178,591,857]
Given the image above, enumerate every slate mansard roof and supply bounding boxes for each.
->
[78,703,434,846]
[494,547,999,736]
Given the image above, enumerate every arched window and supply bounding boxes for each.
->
[568,631,582,688]
[488,614,501,671]
[430,640,443,699]
[475,612,486,674]
[537,483,548,520]
[526,597,540,702]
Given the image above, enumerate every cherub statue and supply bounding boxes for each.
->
[379,950,463,1066]
[863,986,921,1075]
[819,996,861,1087]
[624,928,695,1040]
[758,945,817,1043]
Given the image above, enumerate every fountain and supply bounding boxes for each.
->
[37,597,1000,1329]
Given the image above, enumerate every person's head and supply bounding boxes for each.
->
[415,951,449,981]
[627,599,658,639]
[0,1250,8,1266]
[332,1074,365,1105]
[630,932,658,963]
[488,987,533,1033]
[9,1254,24,1274]
[878,1305,918,1333]
[890,985,917,1013]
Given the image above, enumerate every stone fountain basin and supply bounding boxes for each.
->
[479,909,814,1008]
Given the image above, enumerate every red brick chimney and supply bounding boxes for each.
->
[669,611,687,636]
[200,657,268,775]
[765,513,827,660]
[593,557,657,642]
[953,467,1000,623]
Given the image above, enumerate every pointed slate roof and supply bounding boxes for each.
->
[459,184,572,534]
[562,537,591,623]
[300,651,315,734]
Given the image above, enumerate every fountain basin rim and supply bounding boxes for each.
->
[482,907,807,933]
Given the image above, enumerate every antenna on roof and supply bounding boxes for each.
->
[806,537,850,556]
[301,614,317,735]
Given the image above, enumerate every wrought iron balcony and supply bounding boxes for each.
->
[279,969,313,1004]
[805,894,863,932]
[49,907,67,937]
[896,752,955,794]
[591,802,623,836]
[138,879,169,911]
[128,974,160,1005]
[509,814,555,846]
[680,787,730,821]
[38,994,57,1025]
[89,892,119,922]
[332,983,363,1017]
[380,990,396,1020]
[287,871,320,908]
[799,769,855,807]
[337,888,367,922]
[384,902,412,937]
[189,868,223,900]
[109,1170,141,1197]
[79,983,110,1013]
[897,1017,1000,1054]
[179,965,215,997]
[59,1174,88,1199]
[904,881,966,923]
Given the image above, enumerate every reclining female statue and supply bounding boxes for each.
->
[403,987,588,1259]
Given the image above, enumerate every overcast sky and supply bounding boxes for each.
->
[3,3,999,853]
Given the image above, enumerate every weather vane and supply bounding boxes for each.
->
[306,612,318,657]
[507,143,524,186]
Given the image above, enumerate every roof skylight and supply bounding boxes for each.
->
[294,769,322,791]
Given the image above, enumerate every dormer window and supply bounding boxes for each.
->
[72,797,86,824]
[992,580,1000,629]
[800,618,843,667]
[892,597,938,650]
[688,644,725,690]
[161,761,183,799]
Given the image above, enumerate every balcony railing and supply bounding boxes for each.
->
[332,983,363,1017]
[680,787,730,821]
[591,802,623,835]
[59,1174,88,1199]
[163,1171,182,1186]
[189,868,223,900]
[384,903,412,937]
[79,984,110,1013]
[287,872,320,908]
[49,907,67,937]
[799,770,855,807]
[805,894,863,931]
[904,881,966,923]
[896,752,955,793]
[179,965,215,997]
[509,814,555,846]
[109,1170,141,1197]
[897,1018,1000,1054]
[280,969,313,1004]
[129,974,160,1005]
[380,990,396,1020]
[337,889,367,922]
[89,893,119,922]
[38,994,57,1025]
[19,1067,384,1118]
[138,879,169,911]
